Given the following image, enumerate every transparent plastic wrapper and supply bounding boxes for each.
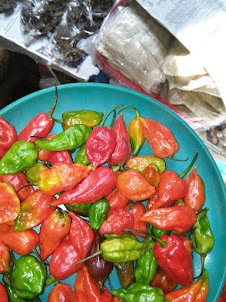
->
[95,1,172,96]
[0,0,17,13]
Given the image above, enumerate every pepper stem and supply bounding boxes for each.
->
[169,156,188,161]
[179,152,198,179]
[118,105,141,119]
[122,229,168,248]
[74,250,102,266]
[51,117,63,124]
[47,86,58,117]
[126,201,143,211]
[193,255,206,279]
[99,105,122,127]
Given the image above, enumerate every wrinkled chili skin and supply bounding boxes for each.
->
[62,110,104,130]
[89,199,110,230]
[65,202,91,217]
[150,267,177,294]
[0,240,11,274]
[0,116,17,158]
[106,188,129,210]
[48,150,73,165]
[48,283,77,302]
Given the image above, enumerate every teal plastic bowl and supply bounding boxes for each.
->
[0,83,225,301]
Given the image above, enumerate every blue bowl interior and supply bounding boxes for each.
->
[0,83,225,301]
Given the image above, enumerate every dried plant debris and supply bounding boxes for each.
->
[0,0,17,13]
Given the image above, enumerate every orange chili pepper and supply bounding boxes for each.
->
[0,240,12,274]
[74,267,88,302]
[106,188,129,210]
[48,283,77,302]
[126,203,147,238]
[116,169,156,201]
[140,163,161,187]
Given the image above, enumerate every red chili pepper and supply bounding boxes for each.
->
[74,267,88,302]
[14,189,54,231]
[150,170,187,209]
[141,206,197,233]
[183,165,205,211]
[1,172,34,201]
[18,87,57,143]
[0,182,20,225]
[153,234,193,286]
[151,267,177,294]
[109,113,132,166]
[0,282,8,302]
[218,281,226,302]
[177,234,193,254]
[48,150,73,165]
[116,169,156,201]
[0,117,17,159]
[82,265,101,302]
[0,240,11,274]
[51,166,117,206]
[99,208,134,236]
[126,203,147,238]
[0,224,39,255]
[38,134,57,162]
[105,188,129,210]
[39,209,71,261]
[48,283,77,302]
[140,117,179,158]
[140,164,161,188]
[101,286,114,302]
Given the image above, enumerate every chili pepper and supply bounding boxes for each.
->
[165,268,209,301]
[106,188,129,210]
[74,144,90,165]
[14,189,54,231]
[0,282,8,302]
[45,273,57,287]
[115,260,135,289]
[58,110,104,130]
[82,264,101,302]
[151,267,177,294]
[4,279,26,302]
[0,224,39,255]
[25,162,49,185]
[18,87,57,143]
[119,105,145,157]
[0,172,34,201]
[171,199,185,206]
[116,169,156,201]
[49,234,84,280]
[134,239,158,284]
[140,117,179,158]
[141,206,197,233]
[0,141,37,174]
[51,166,117,206]
[10,255,46,300]
[104,232,137,240]
[48,150,73,165]
[89,199,110,230]
[99,208,134,236]
[109,113,132,166]
[48,283,77,302]
[183,165,205,211]
[38,163,92,196]
[127,203,147,238]
[74,267,88,302]
[0,183,20,225]
[192,208,214,276]
[125,156,166,174]
[218,282,226,302]
[153,234,193,286]
[39,209,71,261]
[101,286,114,302]
[0,116,17,158]
[65,202,91,217]
[152,227,169,238]
[37,134,57,162]
[35,124,92,151]
[0,240,11,274]
[86,230,113,284]
[85,106,121,168]
[140,163,161,187]
[69,212,94,259]
[111,282,165,302]
[177,234,192,254]
[146,194,158,211]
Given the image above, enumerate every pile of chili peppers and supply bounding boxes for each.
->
[0,94,217,302]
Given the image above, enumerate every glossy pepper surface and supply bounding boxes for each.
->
[37,134,57,162]
[115,259,135,289]
[141,163,161,187]
[35,124,92,151]
[10,255,46,300]
[0,116,17,159]
[183,165,205,211]
[152,227,169,238]
[0,182,20,224]
[0,141,37,174]
[51,166,117,206]
[74,144,90,165]
[89,199,110,230]
[48,149,73,165]
[125,156,166,174]
[141,206,197,233]
[74,266,88,302]
[127,203,147,238]
[111,282,165,302]
[38,163,92,195]
[134,239,158,284]
[140,117,179,158]
[106,188,129,210]
[65,202,91,217]
[151,267,177,294]
[116,169,156,201]
[48,283,77,302]
[153,235,193,286]
[0,282,8,302]
[0,240,11,274]
[25,162,49,185]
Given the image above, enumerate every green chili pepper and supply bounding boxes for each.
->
[152,227,169,238]
[0,141,37,175]
[111,282,165,302]
[115,261,135,289]
[89,199,110,230]
[3,276,26,302]
[45,273,57,287]
[104,232,137,240]
[59,110,104,130]
[65,202,91,217]
[25,162,49,185]
[125,156,166,174]
[192,208,214,275]
[134,239,158,284]
[10,255,46,300]
[74,144,90,165]
[35,124,92,151]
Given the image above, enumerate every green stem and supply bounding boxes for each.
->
[179,152,198,179]
[74,250,102,266]
[99,105,122,127]
[51,117,63,124]
[118,105,141,119]
[47,86,58,117]
[108,110,116,129]
[193,255,206,279]
[169,156,188,161]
